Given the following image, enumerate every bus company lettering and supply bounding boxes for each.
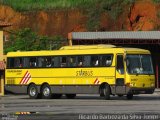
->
[76,69,93,76]
[7,70,22,73]
[7,70,22,75]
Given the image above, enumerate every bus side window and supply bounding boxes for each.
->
[116,55,124,74]
[7,58,14,68]
[60,56,67,67]
[83,56,91,67]
[54,57,60,67]
[14,58,23,68]
[101,55,112,67]
[69,56,77,67]
[46,57,52,67]
[51,57,55,67]
[29,57,37,68]
[77,56,83,67]
[23,57,30,68]
[91,56,99,67]
[37,57,45,67]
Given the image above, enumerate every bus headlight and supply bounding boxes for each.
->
[150,83,155,87]
[130,83,136,87]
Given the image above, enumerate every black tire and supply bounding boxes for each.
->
[99,87,104,97]
[52,94,62,99]
[127,94,133,100]
[103,84,111,100]
[66,94,76,99]
[28,84,39,99]
[41,84,52,99]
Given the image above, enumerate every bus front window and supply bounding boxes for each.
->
[126,54,154,75]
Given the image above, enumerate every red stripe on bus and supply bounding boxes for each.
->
[94,78,98,84]
[22,72,30,84]
[23,74,31,84]
[20,71,28,84]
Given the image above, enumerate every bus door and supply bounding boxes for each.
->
[115,54,126,95]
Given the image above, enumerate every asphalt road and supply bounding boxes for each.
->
[1,92,160,120]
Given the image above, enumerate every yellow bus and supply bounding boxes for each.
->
[5,45,155,100]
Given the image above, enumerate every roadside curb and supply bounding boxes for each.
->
[154,89,160,92]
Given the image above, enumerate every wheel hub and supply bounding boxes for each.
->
[43,87,50,96]
[30,87,36,96]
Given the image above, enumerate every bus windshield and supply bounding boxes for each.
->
[126,54,154,75]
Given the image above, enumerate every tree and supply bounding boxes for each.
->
[4,28,67,54]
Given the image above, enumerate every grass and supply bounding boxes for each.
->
[0,0,98,11]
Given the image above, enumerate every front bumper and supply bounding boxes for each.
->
[126,87,155,94]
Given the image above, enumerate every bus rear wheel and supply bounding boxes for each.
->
[28,84,39,99]
[41,84,52,99]
[66,94,76,99]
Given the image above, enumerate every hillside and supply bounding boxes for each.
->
[0,0,160,37]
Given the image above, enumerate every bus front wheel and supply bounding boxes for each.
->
[41,84,52,99]
[28,84,39,99]
[103,84,111,100]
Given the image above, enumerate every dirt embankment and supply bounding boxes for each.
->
[0,0,159,37]
[128,0,157,31]
[0,5,87,37]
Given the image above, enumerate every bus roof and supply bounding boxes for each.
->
[7,45,150,57]
[60,44,116,50]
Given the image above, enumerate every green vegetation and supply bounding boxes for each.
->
[153,0,160,3]
[86,5,102,31]
[0,0,97,11]
[0,0,135,11]
[4,28,67,54]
